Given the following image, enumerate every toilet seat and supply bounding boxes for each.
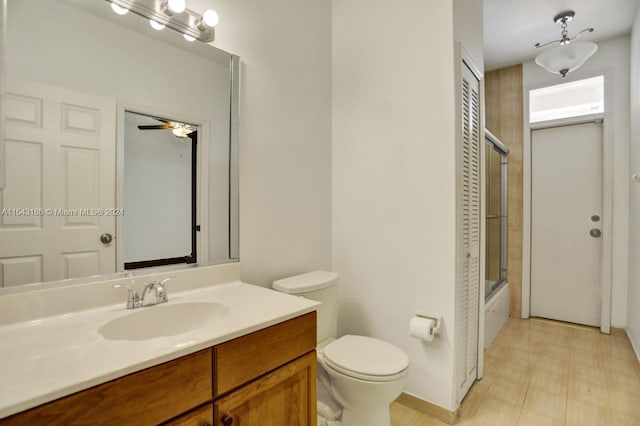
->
[322,335,409,382]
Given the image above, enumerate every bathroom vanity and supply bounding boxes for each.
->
[0,266,319,426]
[0,312,316,425]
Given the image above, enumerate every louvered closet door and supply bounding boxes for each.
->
[457,62,481,401]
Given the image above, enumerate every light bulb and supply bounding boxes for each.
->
[202,9,219,27]
[172,126,190,138]
[183,34,196,42]
[111,3,129,15]
[149,19,166,30]
[167,0,186,14]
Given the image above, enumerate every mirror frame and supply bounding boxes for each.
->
[0,0,240,294]
[0,0,5,190]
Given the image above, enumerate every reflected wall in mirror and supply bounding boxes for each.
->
[124,111,197,270]
[0,0,239,290]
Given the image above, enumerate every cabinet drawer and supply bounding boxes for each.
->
[164,403,214,426]
[214,312,316,396]
[0,349,212,426]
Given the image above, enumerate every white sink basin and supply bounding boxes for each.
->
[98,302,229,341]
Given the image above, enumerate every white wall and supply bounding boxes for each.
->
[523,35,630,328]
[195,0,333,286]
[628,6,640,357]
[332,0,461,410]
[453,0,484,71]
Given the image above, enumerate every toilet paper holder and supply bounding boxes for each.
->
[414,312,442,336]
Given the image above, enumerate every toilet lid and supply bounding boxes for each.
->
[322,335,409,378]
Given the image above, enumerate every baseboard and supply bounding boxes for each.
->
[395,393,458,425]
[610,326,627,338]
[625,327,640,364]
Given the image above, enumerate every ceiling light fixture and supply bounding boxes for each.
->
[137,119,195,138]
[172,123,194,139]
[106,0,217,42]
[534,11,597,78]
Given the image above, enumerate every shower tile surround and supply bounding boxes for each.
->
[0,263,319,418]
[485,64,525,317]
[392,318,640,425]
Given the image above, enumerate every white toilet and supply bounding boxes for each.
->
[273,271,409,426]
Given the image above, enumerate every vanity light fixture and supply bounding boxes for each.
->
[534,11,597,78]
[110,3,129,15]
[166,0,186,15]
[106,0,218,43]
[201,9,219,29]
[149,19,166,31]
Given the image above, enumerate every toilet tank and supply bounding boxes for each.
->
[272,271,338,344]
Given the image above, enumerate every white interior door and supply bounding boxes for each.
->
[530,122,603,327]
[0,79,116,287]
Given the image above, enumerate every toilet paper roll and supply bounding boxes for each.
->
[409,316,436,342]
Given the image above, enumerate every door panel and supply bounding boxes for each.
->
[531,122,603,327]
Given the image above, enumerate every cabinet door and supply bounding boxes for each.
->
[214,352,316,426]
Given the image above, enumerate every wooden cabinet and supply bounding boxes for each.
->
[214,312,316,396]
[214,352,316,426]
[164,404,214,426]
[0,312,316,426]
[0,349,213,426]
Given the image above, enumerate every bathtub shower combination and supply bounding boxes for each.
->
[484,130,509,347]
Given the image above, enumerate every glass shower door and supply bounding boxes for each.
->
[485,130,508,300]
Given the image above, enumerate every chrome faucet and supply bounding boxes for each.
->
[113,277,175,309]
[141,277,175,307]
[113,284,142,309]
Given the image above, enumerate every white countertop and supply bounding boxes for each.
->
[0,281,319,418]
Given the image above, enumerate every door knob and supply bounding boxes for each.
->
[100,233,113,244]
[221,415,233,426]
[590,229,601,238]
[590,215,600,222]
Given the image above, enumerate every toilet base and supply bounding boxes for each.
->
[317,415,342,426]
[340,406,390,426]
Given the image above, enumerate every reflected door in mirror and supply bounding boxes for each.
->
[0,79,116,287]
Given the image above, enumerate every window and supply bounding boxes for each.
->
[529,75,604,123]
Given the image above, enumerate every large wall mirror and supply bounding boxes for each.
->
[0,0,239,291]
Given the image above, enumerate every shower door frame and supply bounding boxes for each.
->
[485,129,508,300]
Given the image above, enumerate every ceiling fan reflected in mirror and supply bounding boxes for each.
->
[137,118,196,139]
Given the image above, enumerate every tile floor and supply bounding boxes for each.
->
[391,317,640,426]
